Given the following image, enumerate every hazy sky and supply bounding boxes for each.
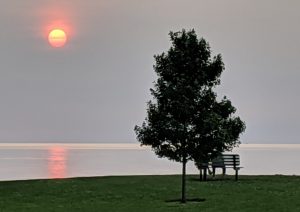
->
[1,0,300,144]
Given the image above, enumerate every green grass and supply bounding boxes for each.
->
[0,175,299,211]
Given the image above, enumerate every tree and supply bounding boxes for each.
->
[134,29,246,203]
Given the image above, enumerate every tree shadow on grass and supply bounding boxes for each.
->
[189,177,226,182]
[188,175,241,182]
[165,198,206,203]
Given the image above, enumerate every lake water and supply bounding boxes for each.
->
[0,143,299,181]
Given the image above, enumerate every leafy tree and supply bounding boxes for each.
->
[134,29,245,203]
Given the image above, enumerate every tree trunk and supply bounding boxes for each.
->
[181,153,187,203]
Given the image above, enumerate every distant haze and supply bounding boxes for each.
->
[0,1,300,144]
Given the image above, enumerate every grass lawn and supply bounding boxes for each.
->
[0,175,299,211]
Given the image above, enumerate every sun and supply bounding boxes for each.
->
[48,29,67,48]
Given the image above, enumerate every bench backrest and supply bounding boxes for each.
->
[212,154,240,168]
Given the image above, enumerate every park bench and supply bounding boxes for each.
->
[199,154,242,181]
[212,154,242,181]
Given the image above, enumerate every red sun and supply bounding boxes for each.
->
[48,29,67,48]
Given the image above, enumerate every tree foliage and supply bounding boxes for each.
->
[134,29,246,202]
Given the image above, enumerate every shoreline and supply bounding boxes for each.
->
[1,173,300,183]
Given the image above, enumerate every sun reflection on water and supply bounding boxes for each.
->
[48,147,67,179]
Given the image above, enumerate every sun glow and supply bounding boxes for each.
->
[48,147,67,178]
[48,29,67,48]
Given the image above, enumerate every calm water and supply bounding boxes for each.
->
[0,143,299,181]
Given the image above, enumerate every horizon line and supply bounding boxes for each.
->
[0,143,299,150]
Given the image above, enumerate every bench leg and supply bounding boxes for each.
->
[200,169,203,181]
[235,169,238,181]
[222,168,226,176]
[204,168,207,181]
[200,168,208,181]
